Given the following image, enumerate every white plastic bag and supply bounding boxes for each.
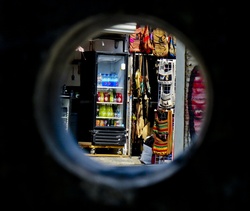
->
[140,144,152,164]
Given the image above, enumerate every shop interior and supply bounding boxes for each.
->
[60,23,206,163]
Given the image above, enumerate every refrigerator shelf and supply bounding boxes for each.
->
[96,117,122,119]
[95,125,124,128]
[96,102,123,105]
[97,86,124,90]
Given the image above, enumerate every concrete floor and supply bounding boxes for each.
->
[88,154,172,166]
[89,155,143,166]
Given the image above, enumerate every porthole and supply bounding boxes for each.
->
[33,13,212,203]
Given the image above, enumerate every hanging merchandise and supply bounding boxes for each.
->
[152,109,173,156]
[129,25,154,54]
[143,56,151,99]
[131,55,144,155]
[129,25,143,53]
[140,25,154,54]
[157,59,173,83]
[158,91,173,110]
[152,28,169,57]
[131,54,153,155]
[168,35,177,59]
[135,55,152,140]
[129,25,175,59]
[141,57,151,139]
[134,54,143,97]
[135,100,144,138]
[150,57,175,163]
[156,58,176,109]
[187,65,206,141]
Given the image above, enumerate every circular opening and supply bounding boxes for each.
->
[34,13,212,191]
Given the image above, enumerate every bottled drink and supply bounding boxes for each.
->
[104,92,109,102]
[110,73,114,87]
[97,73,102,86]
[106,105,109,117]
[107,74,111,87]
[116,107,121,118]
[99,104,103,117]
[109,90,113,102]
[97,92,101,102]
[110,105,114,117]
[114,73,118,87]
[101,73,106,86]
[114,106,120,118]
[105,74,109,86]
[116,92,122,103]
[99,92,104,102]
[102,105,107,117]
[113,89,117,102]
[107,105,113,117]
[99,120,104,126]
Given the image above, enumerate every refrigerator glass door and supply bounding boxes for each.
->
[95,54,126,128]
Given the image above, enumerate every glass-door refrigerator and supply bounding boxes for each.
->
[77,51,128,146]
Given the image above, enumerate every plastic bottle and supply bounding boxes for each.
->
[97,73,102,86]
[99,105,103,117]
[114,73,118,87]
[99,92,104,102]
[103,104,107,117]
[110,73,115,87]
[101,73,106,86]
[105,74,109,86]
[107,105,113,117]
[104,92,109,102]
[109,90,113,102]
[116,107,121,118]
[114,106,121,118]
[116,92,122,103]
[107,74,111,87]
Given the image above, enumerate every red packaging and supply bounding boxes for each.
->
[104,92,110,102]
[97,92,101,102]
[116,93,122,103]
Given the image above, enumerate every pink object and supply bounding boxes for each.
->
[116,93,122,103]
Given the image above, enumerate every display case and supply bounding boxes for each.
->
[77,51,129,148]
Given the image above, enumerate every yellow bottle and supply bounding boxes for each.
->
[109,91,113,102]
[99,92,104,102]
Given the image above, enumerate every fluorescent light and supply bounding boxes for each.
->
[103,23,137,34]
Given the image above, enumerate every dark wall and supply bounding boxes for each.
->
[0,1,249,210]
